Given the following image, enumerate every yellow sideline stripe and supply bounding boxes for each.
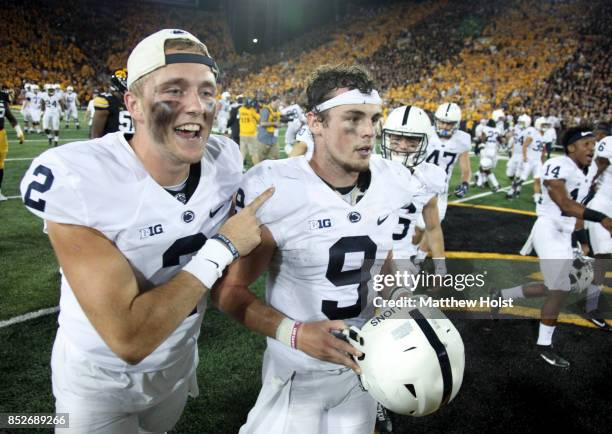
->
[449,202,537,217]
[446,251,538,262]
[527,272,612,294]
[445,304,604,329]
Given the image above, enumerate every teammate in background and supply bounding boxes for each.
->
[64,86,80,129]
[473,118,487,156]
[226,94,243,146]
[584,123,612,330]
[91,69,134,138]
[475,119,501,191]
[40,84,65,147]
[492,127,612,367]
[506,116,546,201]
[416,103,471,264]
[238,97,260,162]
[32,84,43,134]
[288,123,315,159]
[506,114,531,185]
[542,116,557,160]
[85,90,98,129]
[381,105,447,278]
[214,91,231,134]
[212,65,418,433]
[21,29,270,433]
[282,103,305,154]
[0,87,25,201]
[254,94,282,164]
[21,83,36,134]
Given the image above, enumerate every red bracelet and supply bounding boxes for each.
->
[290,322,303,349]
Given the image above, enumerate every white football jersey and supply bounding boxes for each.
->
[521,127,544,161]
[538,155,590,231]
[295,124,314,160]
[543,128,556,144]
[236,155,419,371]
[425,130,471,193]
[41,93,63,115]
[34,91,44,109]
[20,132,242,371]
[24,91,36,109]
[592,136,612,200]
[510,125,525,157]
[392,162,446,259]
[284,114,306,146]
[64,91,77,107]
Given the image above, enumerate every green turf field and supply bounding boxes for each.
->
[1,113,609,433]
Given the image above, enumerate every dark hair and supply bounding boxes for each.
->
[305,64,374,117]
[561,125,593,154]
[594,122,610,135]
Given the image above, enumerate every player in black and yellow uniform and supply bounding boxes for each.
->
[90,69,134,138]
[0,88,25,201]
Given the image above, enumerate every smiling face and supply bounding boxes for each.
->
[127,49,217,165]
[309,89,381,175]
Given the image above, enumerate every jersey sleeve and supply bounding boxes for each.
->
[458,131,472,153]
[93,96,110,110]
[20,151,89,226]
[596,137,612,160]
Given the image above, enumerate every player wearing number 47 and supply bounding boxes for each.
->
[212,66,463,434]
[20,29,274,434]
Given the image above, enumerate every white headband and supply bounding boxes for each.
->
[314,89,382,113]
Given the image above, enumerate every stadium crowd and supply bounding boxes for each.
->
[0,0,609,128]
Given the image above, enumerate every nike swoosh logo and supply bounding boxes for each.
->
[209,204,224,218]
[581,131,592,137]
[377,215,389,225]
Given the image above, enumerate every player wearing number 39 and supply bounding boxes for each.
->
[20,29,273,433]
[212,66,463,433]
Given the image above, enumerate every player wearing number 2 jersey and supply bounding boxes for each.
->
[212,66,418,434]
[20,29,272,433]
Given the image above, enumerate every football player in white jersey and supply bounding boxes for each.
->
[381,105,447,278]
[492,127,612,367]
[20,29,272,434]
[40,84,65,146]
[507,117,546,201]
[21,83,36,133]
[475,119,501,192]
[64,85,80,129]
[212,65,419,434]
[31,84,43,134]
[584,123,612,330]
[506,114,531,184]
[543,116,557,160]
[214,90,231,134]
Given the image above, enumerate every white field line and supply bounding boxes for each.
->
[450,179,534,204]
[0,306,59,329]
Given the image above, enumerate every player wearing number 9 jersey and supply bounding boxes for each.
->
[91,69,135,138]
[18,29,271,434]
[212,66,420,434]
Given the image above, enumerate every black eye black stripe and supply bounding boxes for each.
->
[410,309,453,408]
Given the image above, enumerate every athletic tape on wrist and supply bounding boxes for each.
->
[182,238,235,289]
[276,317,302,349]
[15,125,23,137]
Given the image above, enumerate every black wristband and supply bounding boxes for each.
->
[574,229,589,244]
[212,234,240,260]
[583,208,607,223]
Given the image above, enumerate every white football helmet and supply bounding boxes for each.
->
[569,250,594,293]
[381,105,432,168]
[434,102,461,138]
[346,298,465,416]
[491,109,505,122]
[54,83,61,90]
[221,91,230,100]
[67,85,74,92]
[45,84,55,95]
[24,83,32,92]
[534,116,550,133]
[517,114,531,128]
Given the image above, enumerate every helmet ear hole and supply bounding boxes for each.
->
[404,384,417,398]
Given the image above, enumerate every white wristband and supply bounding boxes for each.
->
[15,125,24,137]
[275,317,302,349]
[183,238,235,289]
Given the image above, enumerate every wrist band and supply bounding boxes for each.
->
[574,229,589,244]
[583,208,607,223]
[276,317,302,349]
[15,125,24,137]
[182,238,235,289]
[212,233,240,260]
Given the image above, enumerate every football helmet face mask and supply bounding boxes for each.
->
[434,103,461,138]
[534,116,550,133]
[346,298,465,417]
[517,114,531,128]
[110,68,128,94]
[381,105,432,169]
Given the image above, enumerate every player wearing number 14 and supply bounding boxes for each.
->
[20,29,271,433]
